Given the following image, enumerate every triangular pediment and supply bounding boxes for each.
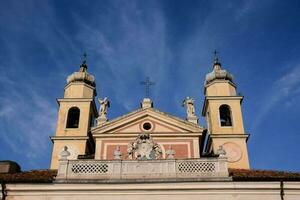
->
[92,108,204,135]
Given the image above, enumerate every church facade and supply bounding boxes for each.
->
[50,57,249,170]
[1,57,300,200]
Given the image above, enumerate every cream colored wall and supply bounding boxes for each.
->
[211,137,250,169]
[204,79,250,169]
[64,83,95,98]
[5,182,300,200]
[205,81,236,96]
[50,140,87,169]
[205,98,250,168]
[50,100,93,169]
[50,81,97,169]
[206,100,245,134]
[55,101,93,137]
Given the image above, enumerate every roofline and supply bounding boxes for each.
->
[92,107,204,134]
[93,132,203,138]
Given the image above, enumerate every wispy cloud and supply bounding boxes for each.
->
[0,0,299,171]
[0,1,64,169]
[251,63,300,129]
[73,1,170,112]
[0,73,56,164]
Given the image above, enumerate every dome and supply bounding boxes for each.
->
[205,60,233,85]
[66,61,96,87]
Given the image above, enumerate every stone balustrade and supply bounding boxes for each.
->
[56,157,230,182]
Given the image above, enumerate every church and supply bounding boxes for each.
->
[1,56,300,200]
[50,55,249,170]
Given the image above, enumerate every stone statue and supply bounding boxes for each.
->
[127,133,162,160]
[113,146,122,160]
[217,145,226,158]
[98,97,110,117]
[182,97,196,117]
[59,146,70,160]
[166,145,176,159]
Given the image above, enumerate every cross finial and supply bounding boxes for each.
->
[140,77,155,98]
[82,52,87,64]
[79,52,88,72]
[213,50,219,63]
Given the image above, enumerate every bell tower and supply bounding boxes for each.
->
[202,56,250,169]
[50,55,98,169]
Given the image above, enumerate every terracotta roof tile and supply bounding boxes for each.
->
[0,169,57,183]
[229,168,300,181]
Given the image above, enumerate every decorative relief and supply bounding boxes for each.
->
[222,142,242,163]
[71,163,108,174]
[127,133,162,160]
[177,162,216,173]
[57,159,230,180]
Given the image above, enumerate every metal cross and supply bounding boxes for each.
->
[213,50,219,60]
[140,77,155,98]
[82,52,87,64]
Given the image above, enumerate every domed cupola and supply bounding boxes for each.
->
[66,54,96,87]
[205,57,233,86]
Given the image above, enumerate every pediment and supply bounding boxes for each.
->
[92,108,204,135]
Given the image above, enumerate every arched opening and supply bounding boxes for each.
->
[66,107,80,128]
[219,105,232,126]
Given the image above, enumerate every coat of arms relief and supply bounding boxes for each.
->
[127,133,162,160]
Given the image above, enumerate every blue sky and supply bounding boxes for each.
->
[0,0,300,171]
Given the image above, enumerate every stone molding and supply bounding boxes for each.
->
[50,136,89,141]
[4,181,300,199]
[92,108,204,134]
[55,158,229,182]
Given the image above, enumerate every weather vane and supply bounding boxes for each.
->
[82,52,87,64]
[213,50,219,59]
[213,49,221,63]
[140,77,155,98]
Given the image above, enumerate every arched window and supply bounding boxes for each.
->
[66,107,80,128]
[219,105,232,126]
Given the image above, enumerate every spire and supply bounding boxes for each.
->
[66,52,96,87]
[79,52,88,72]
[204,50,233,85]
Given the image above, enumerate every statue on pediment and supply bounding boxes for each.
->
[182,96,196,117]
[96,97,110,126]
[99,97,110,117]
